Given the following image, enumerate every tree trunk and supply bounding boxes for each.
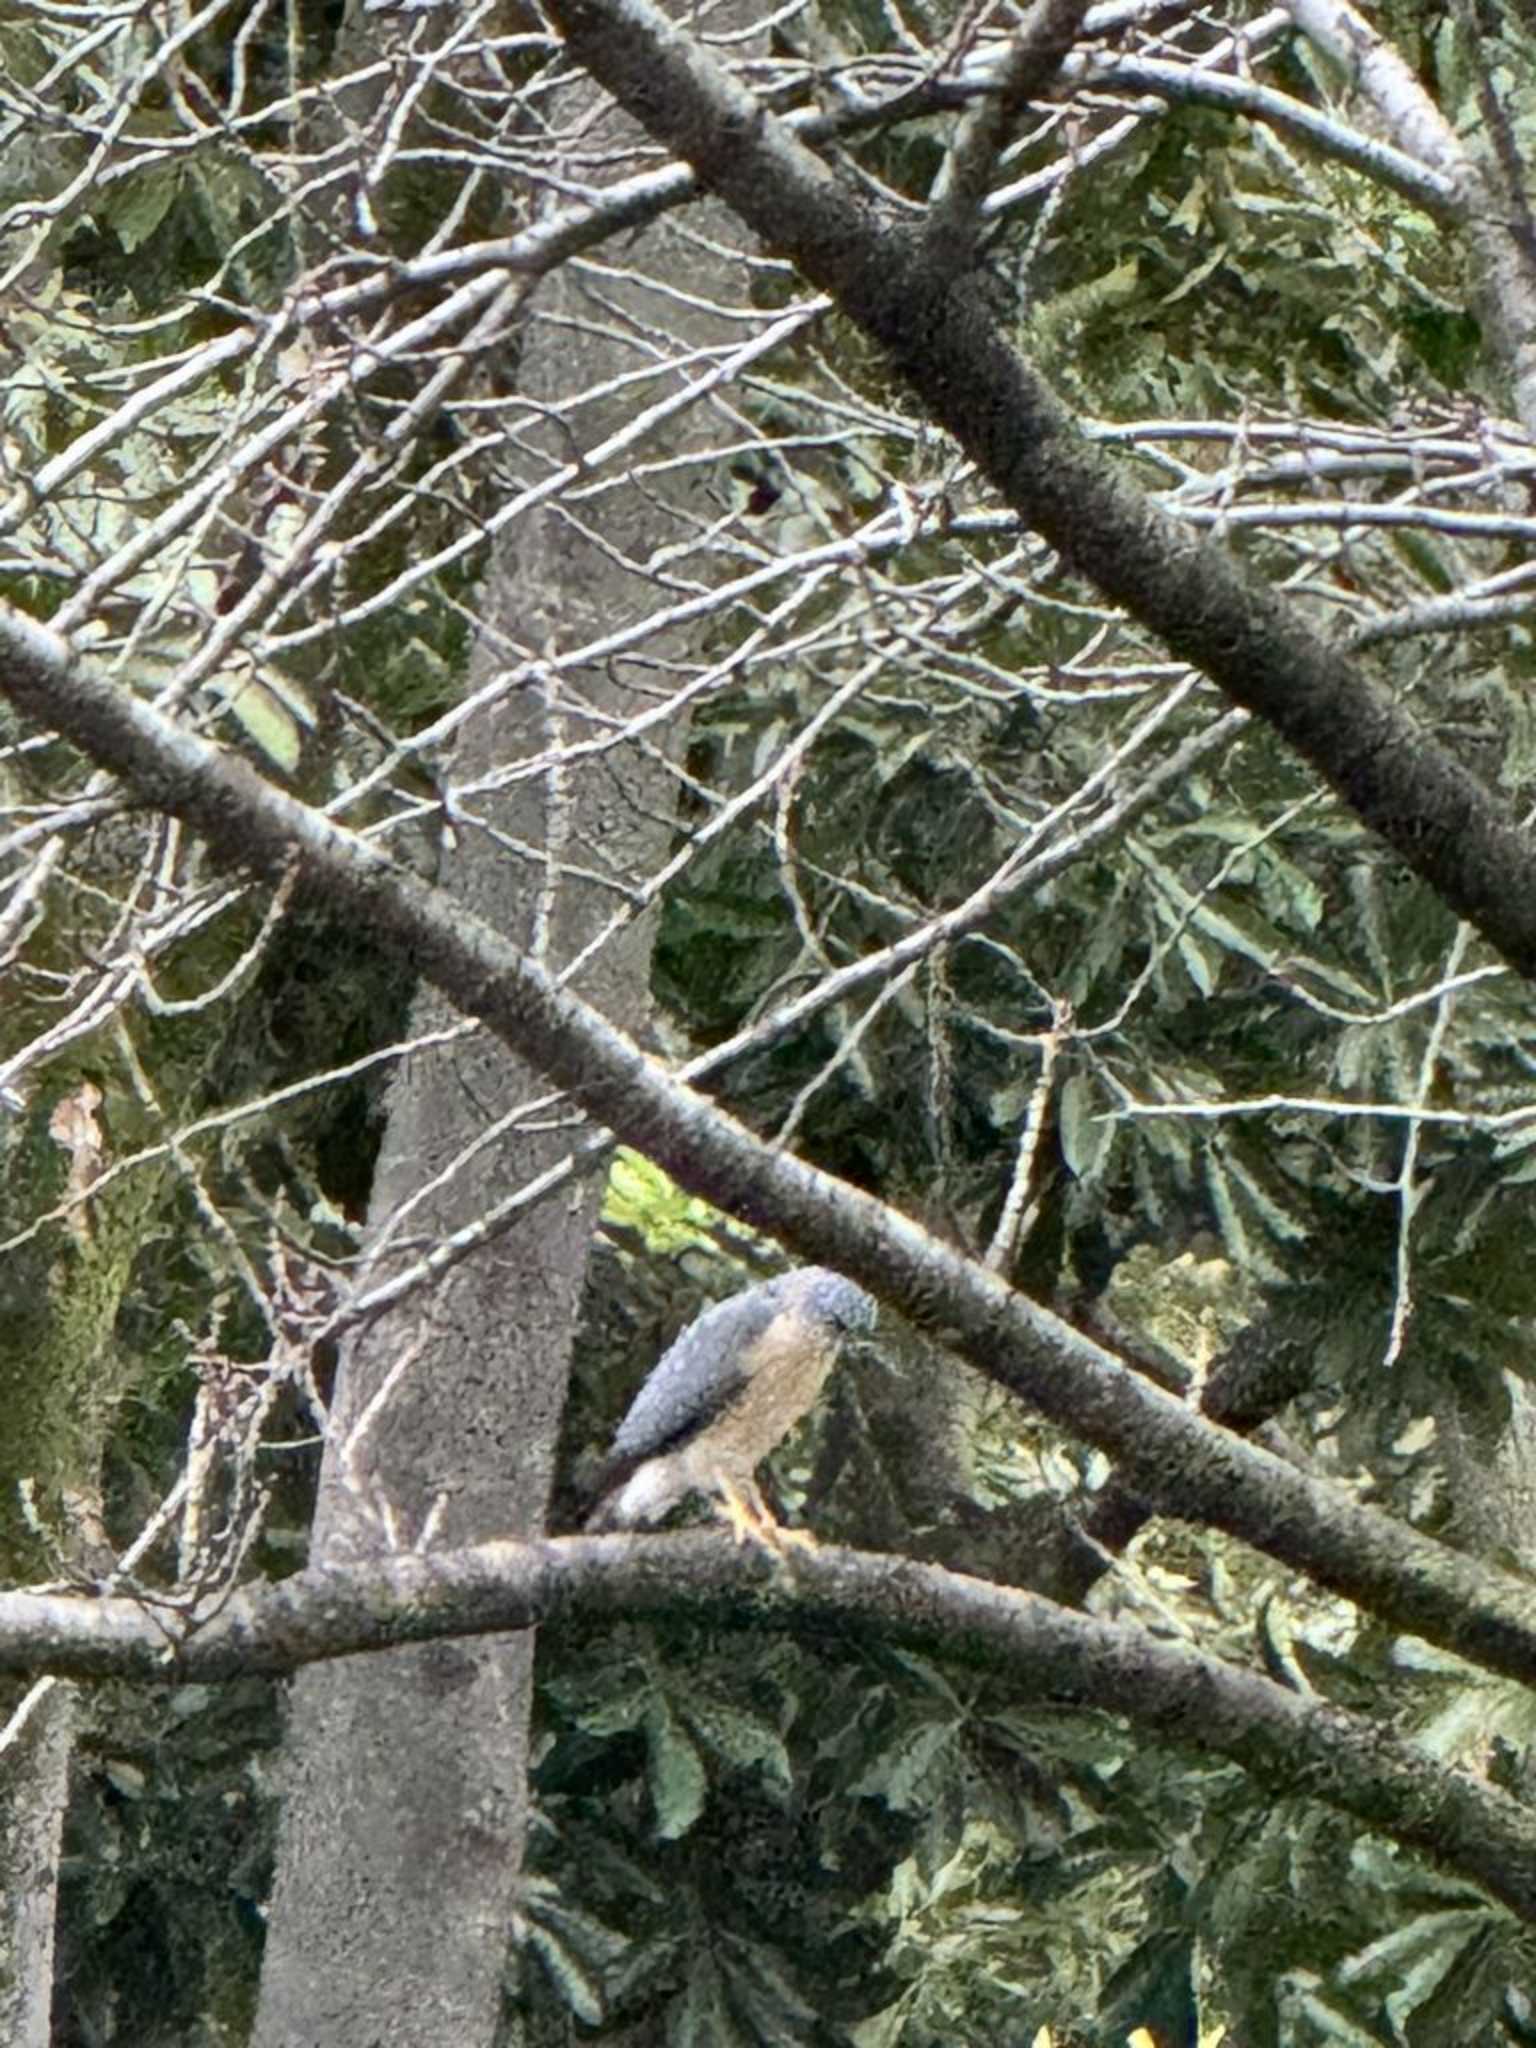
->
[251,101,754,2048]
[0,1682,72,2048]
[0,1075,166,2041]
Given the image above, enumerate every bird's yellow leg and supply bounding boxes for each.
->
[714,1475,816,1553]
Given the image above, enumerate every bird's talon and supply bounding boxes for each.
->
[718,1476,779,1550]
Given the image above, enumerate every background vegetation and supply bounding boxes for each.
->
[7,0,1536,2041]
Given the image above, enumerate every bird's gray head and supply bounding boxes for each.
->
[787,1267,877,1336]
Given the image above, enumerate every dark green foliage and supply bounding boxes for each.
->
[523,8,1536,2035]
[18,0,1536,2038]
[55,1681,280,2048]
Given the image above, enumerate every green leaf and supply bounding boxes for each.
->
[101,163,180,252]
[603,1149,732,1254]
[645,1705,708,1840]
[1059,1071,1114,1181]
[204,658,313,776]
[850,1716,959,1811]
[671,1953,746,2048]
[681,1698,792,1791]
[523,1918,606,2026]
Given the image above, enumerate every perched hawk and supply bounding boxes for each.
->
[585,1267,876,1543]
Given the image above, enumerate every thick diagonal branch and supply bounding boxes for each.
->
[5,609,1536,1691]
[547,0,1536,978]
